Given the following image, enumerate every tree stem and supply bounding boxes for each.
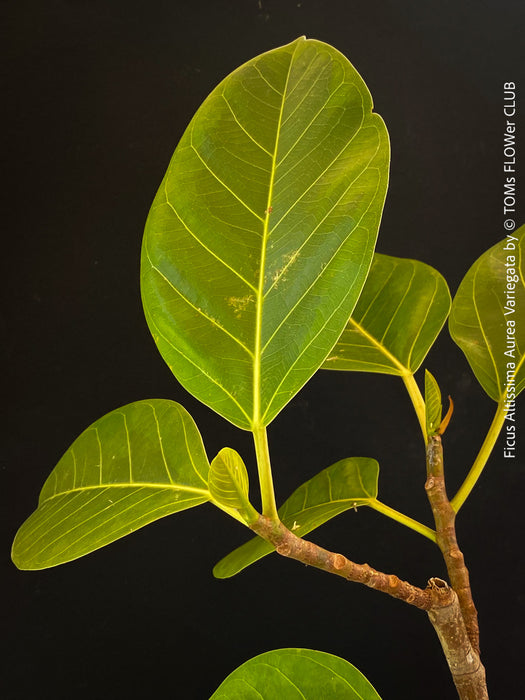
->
[251,515,433,609]
[425,435,480,656]
[426,578,488,700]
[250,516,489,699]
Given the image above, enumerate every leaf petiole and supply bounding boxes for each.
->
[451,401,507,512]
[253,424,279,522]
[402,373,428,445]
[370,500,436,542]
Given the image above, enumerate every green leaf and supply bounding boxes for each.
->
[141,37,389,430]
[323,253,451,376]
[425,369,442,436]
[449,226,525,401]
[12,400,210,570]
[214,458,378,578]
[209,448,258,524]
[209,648,382,700]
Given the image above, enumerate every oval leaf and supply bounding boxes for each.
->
[210,648,382,700]
[425,369,442,436]
[449,226,525,401]
[209,448,258,524]
[323,253,451,375]
[213,457,378,578]
[12,400,210,570]
[141,37,389,430]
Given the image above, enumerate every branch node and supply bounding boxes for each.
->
[276,542,291,556]
[333,553,346,570]
[388,574,399,589]
[425,476,435,490]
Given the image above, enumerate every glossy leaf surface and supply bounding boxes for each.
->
[12,400,210,570]
[210,648,382,700]
[323,253,451,376]
[141,37,389,430]
[214,457,378,578]
[209,448,258,524]
[449,226,524,401]
[425,369,442,436]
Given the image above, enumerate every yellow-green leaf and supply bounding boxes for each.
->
[449,226,525,401]
[141,37,389,430]
[209,448,258,524]
[425,369,442,436]
[12,400,210,570]
[214,458,378,578]
[323,253,450,375]
[210,648,382,699]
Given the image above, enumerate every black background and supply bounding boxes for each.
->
[3,1,524,698]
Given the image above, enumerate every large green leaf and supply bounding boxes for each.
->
[214,458,378,578]
[210,648,382,700]
[12,400,210,570]
[449,226,525,401]
[322,253,451,375]
[141,37,389,430]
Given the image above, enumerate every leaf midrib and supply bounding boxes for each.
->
[348,317,410,376]
[42,482,210,504]
[501,349,525,400]
[253,43,299,427]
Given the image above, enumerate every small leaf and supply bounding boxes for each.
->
[213,458,378,578]
[209,648,382,700]
[141,37,389,429]
[449,225,525,401]
[12,400,210,570]
[425,369,442,436]
[209,448,258,524]
[323,253,451,376]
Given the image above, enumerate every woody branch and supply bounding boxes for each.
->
[425,435,480,655]
[250,516,488,699]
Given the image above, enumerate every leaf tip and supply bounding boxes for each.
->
[212,559,234,580]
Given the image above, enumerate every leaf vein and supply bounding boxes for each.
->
[189,141,265,222]
[143,310,252,424]
[162,191,258,293]
[145,250,254,357]
[221,92,273,156]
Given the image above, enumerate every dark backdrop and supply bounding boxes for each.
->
[3,1,524,698]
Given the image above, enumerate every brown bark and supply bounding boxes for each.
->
[251,515,433,609]
[425,435,480,655]
[427,579,488,700]
[250,517,489,700]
